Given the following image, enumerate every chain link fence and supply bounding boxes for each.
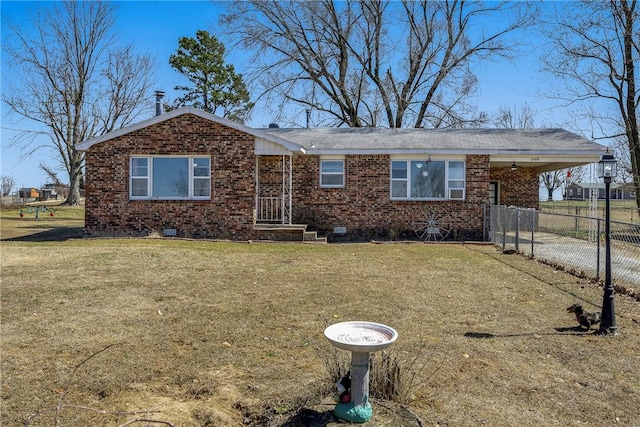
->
[488,205,640,288]
[541,202,638,223]
[0,195,35,205]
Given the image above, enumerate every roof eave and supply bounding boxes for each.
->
[76,106,305,154]
[305,148,606,156]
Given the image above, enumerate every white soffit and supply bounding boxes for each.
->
[254,137,295,155]
[491,154,602,163]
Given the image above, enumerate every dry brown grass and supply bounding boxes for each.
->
[540,199,639,223]
[1,205,640,426]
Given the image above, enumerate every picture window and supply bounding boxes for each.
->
[390,160,465,200]
[129,156,211,200]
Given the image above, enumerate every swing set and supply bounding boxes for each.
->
[19,206,56,219]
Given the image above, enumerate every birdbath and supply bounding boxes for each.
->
[324,321,398,423]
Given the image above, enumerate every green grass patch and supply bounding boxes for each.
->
[1,202,85,241]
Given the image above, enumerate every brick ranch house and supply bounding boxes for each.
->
[77,107,605,242]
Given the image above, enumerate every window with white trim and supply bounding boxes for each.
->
[390,160,465,200]
[320,159,344,188]
[130,156,211,200]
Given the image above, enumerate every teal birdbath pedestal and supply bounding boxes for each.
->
[324,321,398,423]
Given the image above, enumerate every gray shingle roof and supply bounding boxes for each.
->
[569,182,627,189]
[261,127,604,155]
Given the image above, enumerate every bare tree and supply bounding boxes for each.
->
[1,175,16,197]
[540,170,575,201]
[3,1,155,205]
[221,0,534,128]
[608,135,634,184]
[493,103,574,200]
[39,163,71,199]
[494,103,536,129]
[541,0,640,213]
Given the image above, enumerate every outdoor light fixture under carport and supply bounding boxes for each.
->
[598,149,618,336]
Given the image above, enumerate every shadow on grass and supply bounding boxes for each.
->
[278,402,423,427]
[465,326,589,339]
[1,227,84,242]
[281,408,337,427]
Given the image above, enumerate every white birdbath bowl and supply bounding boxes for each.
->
[324,321,398,423]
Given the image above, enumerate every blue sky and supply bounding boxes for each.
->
[0,1,594,190]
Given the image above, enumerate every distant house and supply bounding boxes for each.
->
[566,182,636,201]
[18,187,39,199]
[76,107,606,241]
[39,183,59,201]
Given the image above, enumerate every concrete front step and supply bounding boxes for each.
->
[254,223,326,243]
[303,230,328,243]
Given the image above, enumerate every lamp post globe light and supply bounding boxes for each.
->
[598,149,618,336]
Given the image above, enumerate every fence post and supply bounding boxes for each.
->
[596,218,601,282]
[501,205,507,252]
[515,208,520,252]
[531,209,535,256]
[483,204,487,242]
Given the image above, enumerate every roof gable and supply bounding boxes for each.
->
[76,107,305,154]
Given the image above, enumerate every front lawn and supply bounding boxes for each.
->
[1,205,639,426]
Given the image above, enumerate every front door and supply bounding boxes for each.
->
[489,181,499,205]
[255,155,292,224]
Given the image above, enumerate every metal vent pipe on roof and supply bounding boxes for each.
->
[154,90,165,116]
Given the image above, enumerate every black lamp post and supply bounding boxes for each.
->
[598,149,618,335]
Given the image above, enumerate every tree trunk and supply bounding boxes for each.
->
[64,173,82,206]
[621,0,640,217]
[63,151,84,206]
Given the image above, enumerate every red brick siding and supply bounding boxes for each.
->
[291,155,491,240]
[85,116,538,241]
[257,156,286,198]
[490,167,540,209]
[84,114,258,239]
